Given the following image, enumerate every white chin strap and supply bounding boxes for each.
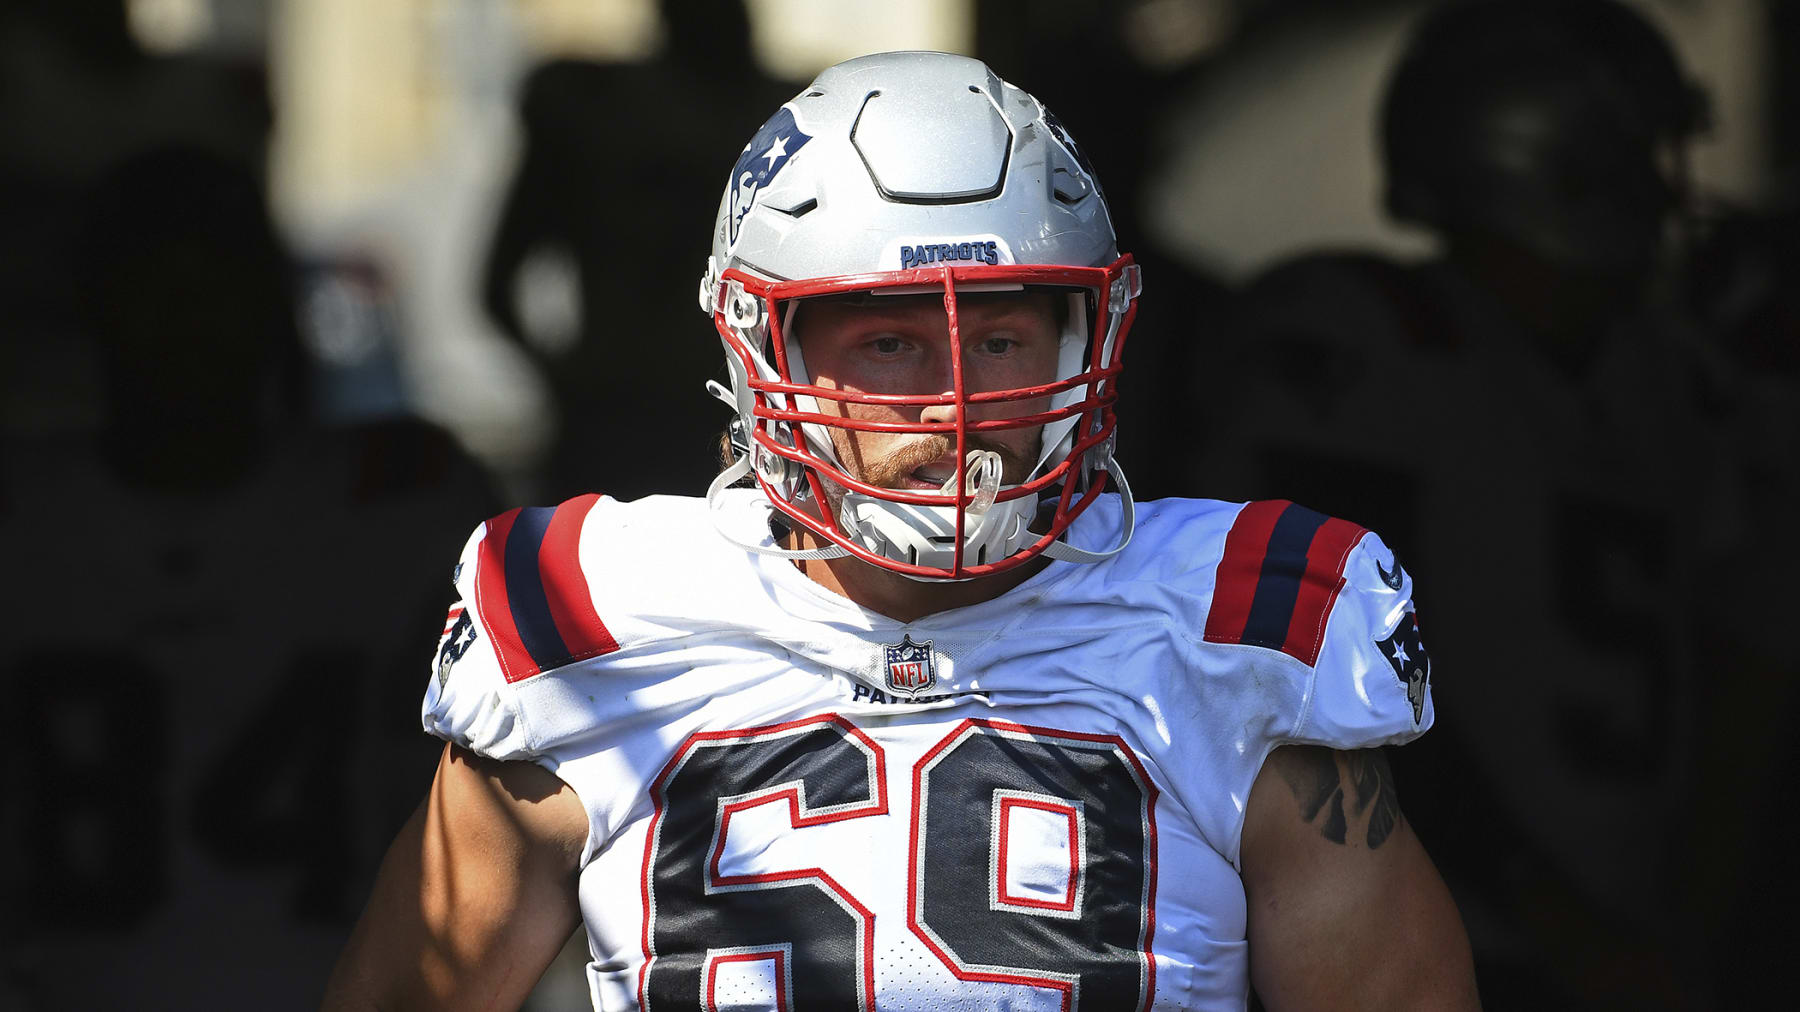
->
[706,455,847,561]
[706,448,1137,578]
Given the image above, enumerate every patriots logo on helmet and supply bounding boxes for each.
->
[1040,105,1104,202]
[882,634,937,699]
[1376,612,1431,724]
[727,106,812,248]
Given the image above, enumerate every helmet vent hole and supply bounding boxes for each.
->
[968,85,981,94]
[805,90,825,98]
[776,198,818,219]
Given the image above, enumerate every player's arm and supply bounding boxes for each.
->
[1241,744,1480,1011]
[322,742,588,1011]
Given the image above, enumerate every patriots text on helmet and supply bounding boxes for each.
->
[899,241,1001,270]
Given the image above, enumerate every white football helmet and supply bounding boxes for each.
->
[701,51,1140,581]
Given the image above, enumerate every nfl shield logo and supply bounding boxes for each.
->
[883,634,937,698]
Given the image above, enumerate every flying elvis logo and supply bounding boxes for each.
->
[437,608,478,688]
[900,241,1000,269]
[727,106,812,247]
[1377,612,1431,724]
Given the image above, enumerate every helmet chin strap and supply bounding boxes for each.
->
[706,454,848,561]
[1039,452,1135,564]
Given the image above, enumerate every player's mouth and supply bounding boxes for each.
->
[898,450,966,491]
[902,463,957,490]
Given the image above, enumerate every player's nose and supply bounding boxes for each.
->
[919,397,959,426]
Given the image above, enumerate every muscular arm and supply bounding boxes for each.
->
[322,743,588,1011]
[1242,745,1480,1011]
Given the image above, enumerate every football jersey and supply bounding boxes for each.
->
[423,490,1432,1011]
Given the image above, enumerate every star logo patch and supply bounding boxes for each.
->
[1377,612,1430,724]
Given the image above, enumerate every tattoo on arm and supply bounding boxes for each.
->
[1275,746,1403,849]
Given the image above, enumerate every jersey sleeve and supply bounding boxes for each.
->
[1198,499,1433,752]
[1293,528,1434,748]
[420,525,533,760]
[420,493,623,761]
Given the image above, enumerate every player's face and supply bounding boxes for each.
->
[796,291,1064,492]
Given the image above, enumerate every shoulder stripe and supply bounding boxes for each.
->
[505,505,571,673]
[473,494,618,683]
[1240,503,1332,652]
[538,493,619,665]
[1203,499,1288,646]
[1278,515,1367,666]
[1204,501,1368,666]
[474,507,535,681]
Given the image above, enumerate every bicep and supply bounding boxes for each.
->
[323,743,588,1011]
[1241,745,1479,1011]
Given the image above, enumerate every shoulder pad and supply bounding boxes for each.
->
[472,493,620,682]
[1202,499,1368,667]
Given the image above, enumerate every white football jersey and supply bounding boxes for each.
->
[423,490,1433,1011]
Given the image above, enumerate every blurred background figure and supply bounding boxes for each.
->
[1,141,497,1008]
[482,0,787,503]
[2,1,1796,1008]
[0,5,495,1007]
[974,1,1231,498]
[1191,1,1795,1006]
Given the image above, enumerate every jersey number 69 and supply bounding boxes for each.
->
[641,714,1158,1011]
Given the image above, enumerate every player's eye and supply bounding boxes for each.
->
[975,335,1018,356]
[869,335,907,355]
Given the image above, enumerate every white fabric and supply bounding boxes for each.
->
[423,491,1432,1011]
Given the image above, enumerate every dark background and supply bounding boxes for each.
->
[2,1,1795,1008]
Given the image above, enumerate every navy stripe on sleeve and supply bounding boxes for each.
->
[503,505,571,670]
[1239,502,1330,651]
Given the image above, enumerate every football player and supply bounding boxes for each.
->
[325,52,1478,1010]
[1196,2,1759,1003]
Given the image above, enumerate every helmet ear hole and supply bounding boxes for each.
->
[725,283,765,333]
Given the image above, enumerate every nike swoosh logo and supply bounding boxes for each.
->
[1377,555,1404,591]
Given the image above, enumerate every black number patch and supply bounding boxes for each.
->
[642,715,886,1011]
[641,715,1157,1011]
[911,720,1157,1011]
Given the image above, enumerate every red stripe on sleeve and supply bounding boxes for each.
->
[1279,517,1368,667]
[473,508,540,683]
[538,493,620,664]
[1203,500,1290,646]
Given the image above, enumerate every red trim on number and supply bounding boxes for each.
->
[705,949,790,1012]
[1280,518,1368,666]
[995,796,1081,912]
[909,718,1161,1012]
[471,508,538,682]
[639,713,885,1012]
[537,493,620,663]
[1202,499,1290,647]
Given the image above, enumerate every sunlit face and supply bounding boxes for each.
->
[794,291,1065,496]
